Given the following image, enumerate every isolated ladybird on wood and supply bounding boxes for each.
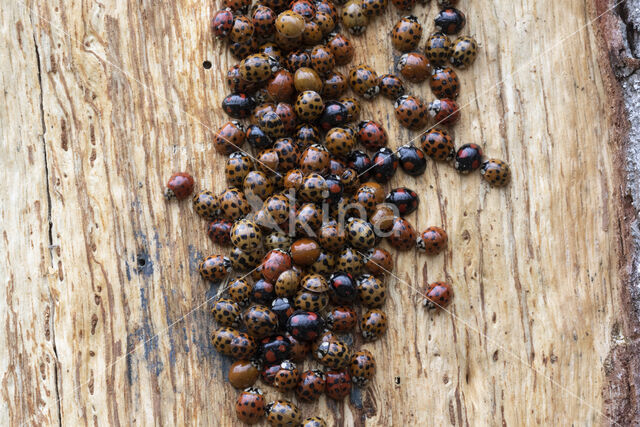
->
[164,172,194,201]
[481,158,511,186]
[388,217,418,251]
[454,143,483,173]
[349,349,376,386]
[360,309,388,341]
[423,281,453,309]
[416,226,448,254]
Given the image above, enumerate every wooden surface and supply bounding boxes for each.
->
[0,0,631,425]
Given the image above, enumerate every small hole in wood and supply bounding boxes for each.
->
[137,256,146,267]
[203,60,212,69]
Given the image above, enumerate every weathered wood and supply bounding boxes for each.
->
[0,0,632,425]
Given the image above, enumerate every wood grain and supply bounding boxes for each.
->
[0,0,630,425]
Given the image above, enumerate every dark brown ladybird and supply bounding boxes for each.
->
[199,255,232,281]
[397,52,431,83]
[429,67,460,99]
[391,15,422,52]
[222,93,256,119]
[275,10,306,38]
[229,37,259,61]
[360,308,387,341]
[291,0,316,21]
[327,33,355,66]
[252,5,277,38]
[307,250,336,275]
[361,0,388,16]
[286,310,325,341]
[371,147,398,183]
[294,67,323,93]
[207,219,233,245]
[416,226,448,254]
[451,36,478,68]
[214,120,245,155]
[303,20,324,45]
[228,360,261,389]
[252,102,277,124]
[379,74,406,100]
[192,190,220,220]
[287,49,312,70]
[228,277,253,306]
[388,217,417,251]
[394,95,429,130]
[164,172,194,201]
[235,387,264,424]
[296,370,326,402]
[239,53,278,83]
[273,360,300,392]
[434,7,466,34]
[275,269,302,297]
[265,400,302,426]
[227,64,258,93]
[230,247,264,272]
[329,158,346,176]
[385,187,419,216]
[266,70,296,103]
[325,369,352,400]
[294,289,328,311]
[314,339,352,369]
[348,64,380,99]
[299,173,328,202]
[244,170,275,200]
[397,143,427,176]
[230,15,254,43]
[212,9,234,39]
[317,101,349,132]
[261,335,291,364]
[290,238,322,266]
[342,0,368,35]
[425,32,452,66]
[226,152,254,188]
[363,247,394,277]
[338,96,361,121]
[336,247,363,276]
[420,128,455,161]
[481,158,511,187]
[295,90,325,122]
[296,123,322,147]
[212,326,257,358]
[326,306,357,332]
[219,187,251,220]
[211,297,241,327]
[286,332,311,361]
[356,273,387,308]
[310,45,335,75]
[262,249,292,283]
[349,349,376,386]
[423,281,453,309]
[454,143,483,173]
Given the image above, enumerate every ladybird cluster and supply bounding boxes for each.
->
[160,0,511,424]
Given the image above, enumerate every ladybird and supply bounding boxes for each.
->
[316,0,339,22]
[272,137,300,172]
[435,7,466,34]
[307,250,335,276]
[317,101,349,132]
[394,95,429,131]
[339,167,361,194]
[283,169,305,191]
[327,271,356,304]
[192,190,219,220]
[286,310,325,341]
[379,74,405,100]
[347,150,373,180]
[322,71,348,99]
[326,306,357,332]
[349,349,376,386]
[437,0,458,4]
[299,173,328,202]
[388,217,417,251]
[227,64,258,93]
[323,127,355,158]
[243,305,279,338]
[329,157,347,176]
[229,37,259,61]
[290,238,321,266]
[224,0,251,12]
[317,223,346,252]
[291,0,316,20]
[296,370,326,402]
[239,53,278,83]
[228,277,253,306]
[300,415,327,426]
[429,67,460,99]
[230,15,254,43]
[294,289,328,311]
[310,45,335,75]
[219,187,251,220]
[212,326,257,358]
[231,219,264,252]
[252,103,277,124]
[296,123,322,148]
[356,120,387,151]
[251,278,276,305]
[391,15,422,52]
[271,297,295,326]
[252,5,277,37]
[346,218,376,250]
[342,0,368,35]
[211,297,241,327]
[246,124,273,150]
[294,67,323,93]
[286,332,311,361]
[360,181,386,203]
[417,226,447,254]
[363,247,393,276]
[338,95,361,121]
[222,93,256,119]
[371,148,398,183]
[229,360,261,389]
[390,0,416,10]
[265,232,293,253]
[260,41,284,63]
[199,255,231,281]
[348,64,380,99]
[276,103,298,134]
[481,158,511,187]
[429,98,460,126]
[420,128,455,161]
[265,400,302,426]
[266,70,295,103]
[261,335,291,364]
[323,174,344,203]
[275,269,301,297]
[360,308,387,341]
[230,247,264,272]
[315,339,352,369]
[325,369,352,400]
[454,143,483,173]
[273,360,300,392]
[356,274,387,308]
[164,172,194,201]
[235,387,265,424]
[368,204,395,233]
[262,363,281,385]
[425,32,452,66]
[423,281,453,309]
[361,0,388,16]
[295,90,324,122]
[327,33,355,66]
[212,9,234,39]
[275,10,306,38]
[262,249,292,283]
[397,52,431,83]
[303,20,324,45]
[264,194,291,223]
[397,143,427,176]
[336,247,363,276]
[451,36,478,68]
[214,121,245,155]
[260,111,286,140]
[207,219,233,245]
[295,202,323,235]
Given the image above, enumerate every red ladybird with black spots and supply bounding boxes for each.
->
[212,9,234,39]
[261,249,292,283]
[286,310,325,341]
[164,172,194,201]
[429,98,460,126]
[235,387,265,424]
[325,369,352,400]
[357,120,388,151]
[207,219,233,246]
[296,369,326,402]
[388,217,417,251]
[326,306,358,332]
[420,128,455,161]
[454,143,483,173]
[423,281,453,309]
[416,226,448,254]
